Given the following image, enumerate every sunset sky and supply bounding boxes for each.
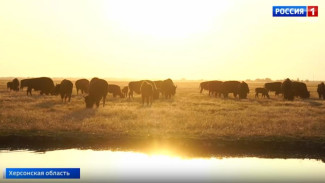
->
[0,0,324,80]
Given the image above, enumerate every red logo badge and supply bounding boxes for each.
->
[308,6,318,17]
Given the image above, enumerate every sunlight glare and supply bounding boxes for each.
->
[105,0,231,38]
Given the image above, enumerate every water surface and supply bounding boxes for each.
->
[1,149,325,183]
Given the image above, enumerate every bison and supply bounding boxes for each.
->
[317,82,325,99]
[7,79,19,91]
[292,81,310,99]
[238,81,249,99]
[21,77,55,96]
[20,79,29,90]
[220,81,239,98]
[12,78,19,91]
[122,86,129,98]
[207,81,223,97]
[281,78,294,101]
[140,81,154,105]
[84,78,108,108]
[219,81,249,99]
[255,88,269,98]
[199,81,210,94]
[54,79,73,102]
[7,82,13,91]
[75,79,89,95]
[128,80,159,99]
[108,84,124,98]
[161,78,177,99]
[264,82,282,96]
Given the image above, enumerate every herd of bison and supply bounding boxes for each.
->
[5,77,325,108]
[5,77,177,107]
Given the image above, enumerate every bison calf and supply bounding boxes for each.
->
[108,84,124,98]
[7,82,13,91]
[255,88,270,99]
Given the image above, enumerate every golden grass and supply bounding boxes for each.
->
[1,79,325,140]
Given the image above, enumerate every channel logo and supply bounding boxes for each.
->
[273,6,318,17]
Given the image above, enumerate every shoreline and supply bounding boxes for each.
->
[1,132,325,160]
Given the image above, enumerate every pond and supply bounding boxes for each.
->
[1,149,325,183]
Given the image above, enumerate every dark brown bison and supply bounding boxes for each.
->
[219,81,249,99]
[317,82,325,99]
[7,82,13,91]
[264,82,282,96]
[207,81,223,97]
[220,81,241,98]
[84,78,108,108]
[199,81,210,94]
[75,79,89,95]
[281,79,294,101]
[54,79,73,102]
[122,86,129,98]
[161,78,177,99]
[238,81,249,99]
[20,79,29,90]
[255,88,269,98]
[128,80,159,99]
[21,77,55,96]
[12,78,19,91]
[108,84,124,98]
[140,81,154,105]
[292,81,310,99]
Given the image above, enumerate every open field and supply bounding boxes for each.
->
[1,78,325,144]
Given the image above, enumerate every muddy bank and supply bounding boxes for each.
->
[0,134,325,161]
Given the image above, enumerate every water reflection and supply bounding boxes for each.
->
[1,149,325,183]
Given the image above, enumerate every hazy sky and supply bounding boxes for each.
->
[0,0,324,80]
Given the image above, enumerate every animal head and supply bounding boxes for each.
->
[301,91,310,99]
[84,96,94,108]
[52,84,60,95]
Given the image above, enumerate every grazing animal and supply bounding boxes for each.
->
[220,81,241,98]
[122,86,129,98]
[255,88,270,98]
[20,79,29,90]
[238,81,249,99]
[140,81,154,105]
[199,81,210,94]
[161,78,177,99]
[84,78,108,108]
[208,81,223,97]
[264,82,282,96]
[54,79,73,102]
[108,84,124,98]
[128,81,142,98]
[75,79,89,94]
[7,82,13,91]
[12,78,19,91]
[317,82,325,99]
[21,77,55,96]
[292,81,310,99]
[281,78,294,101]
[128,80,159,99]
